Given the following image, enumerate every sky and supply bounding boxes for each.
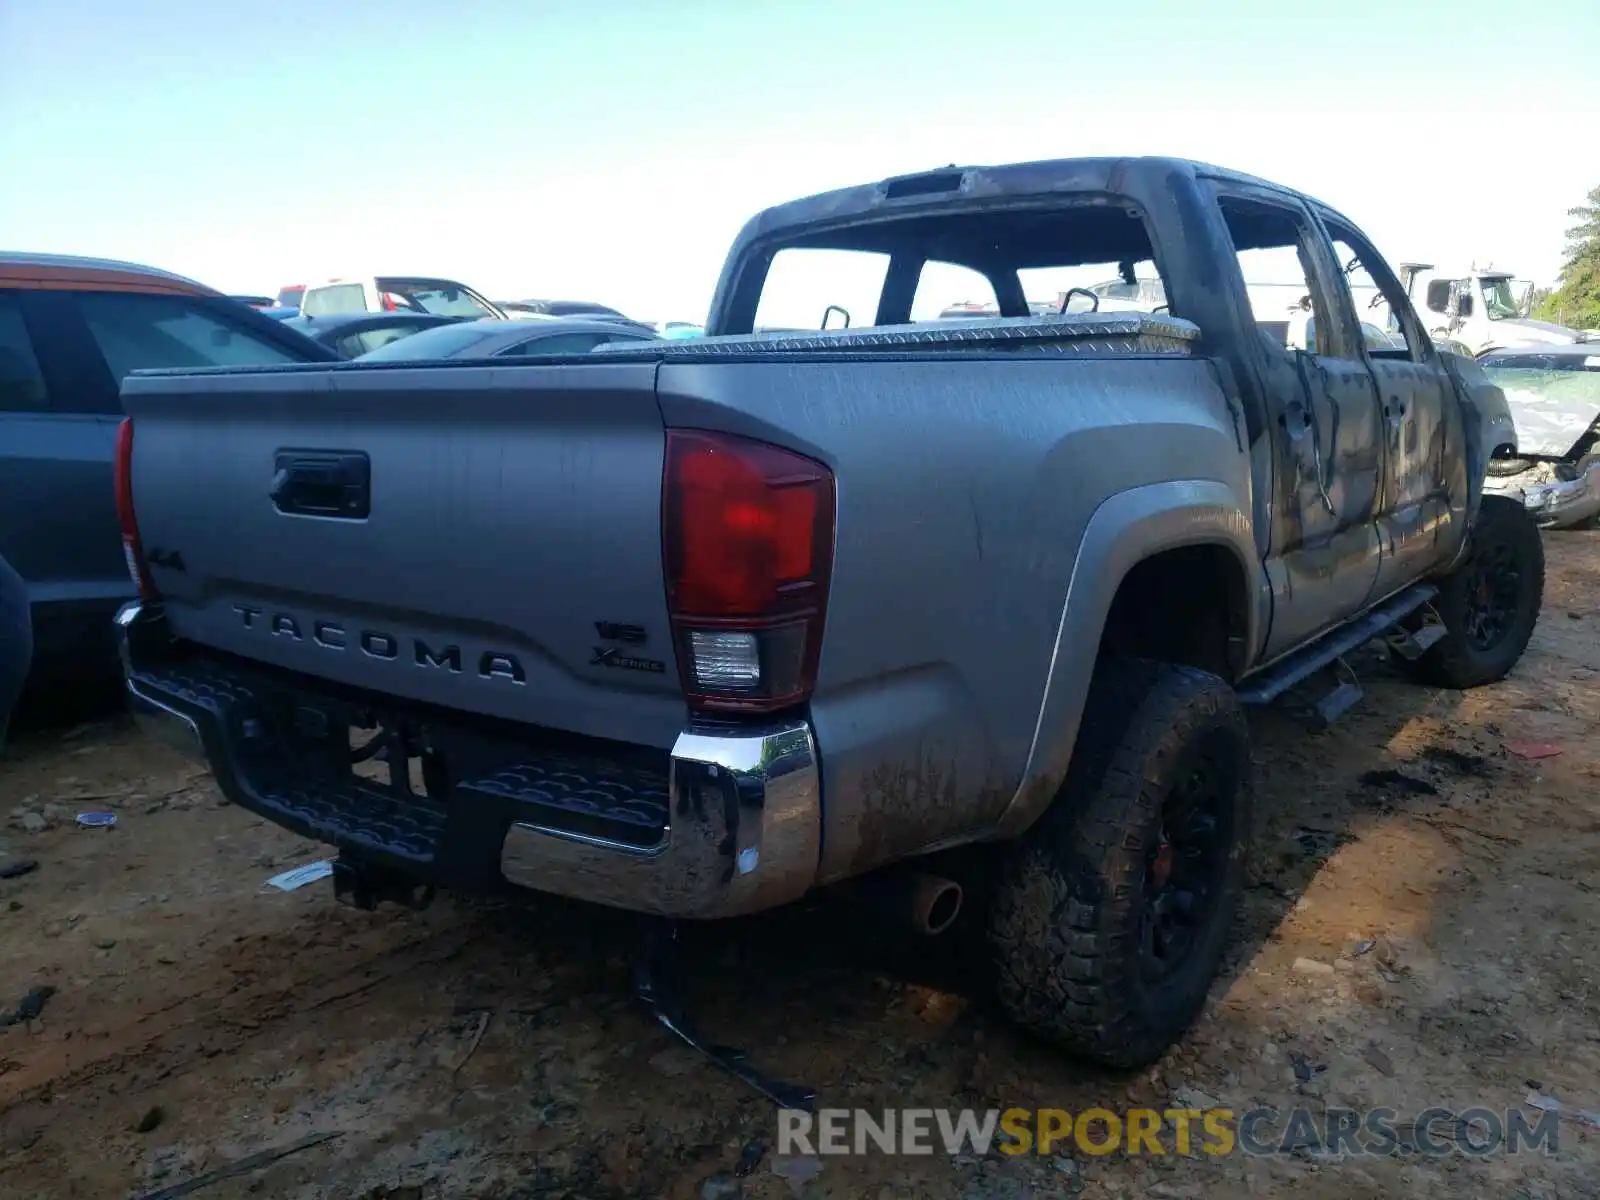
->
[2,0,1595,326]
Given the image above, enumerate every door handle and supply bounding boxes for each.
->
[271,450,370,518]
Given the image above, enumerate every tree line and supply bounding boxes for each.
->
[1531,185,1600,330]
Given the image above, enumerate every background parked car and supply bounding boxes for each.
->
[280,311,463,359]
[354,316,659,362]
[652,320,705,339]
[500,299,626,319]
[0,252,337,690]
[1480,344,1600,529]
[294,276,506,320]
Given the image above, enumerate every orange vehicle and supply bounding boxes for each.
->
[0,253,336,692]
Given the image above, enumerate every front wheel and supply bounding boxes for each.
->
[1400,494,1545,689]
[987,658,1252,1070]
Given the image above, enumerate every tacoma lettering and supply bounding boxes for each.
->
[231,607,523,683]
[414,640,462,672]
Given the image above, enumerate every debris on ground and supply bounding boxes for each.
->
[0,984,56,1027]
[1524,1090,1600,1130]
[1172,1086,1221,1111]
[1421,745,1493,776]
[1362,1042,1395,1077]
[263,860,334,891]
[133,1106,165,1134]
[735,1135,769,1176]
[11,809,48,833]
[73,811,117,829]
[130,1131,343,1200]
[770,1154,824,1196]
[0,853,38,879]
[1357,768,1440,796]
[1505,740,1564,760]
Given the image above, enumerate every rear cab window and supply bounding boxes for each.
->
[739,200,1172,336]
[75,293,302,379]
[754,250,890,331]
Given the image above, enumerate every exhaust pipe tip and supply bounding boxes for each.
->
[910,874,964,936]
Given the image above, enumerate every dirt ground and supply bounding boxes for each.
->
[2,538,1598,1200]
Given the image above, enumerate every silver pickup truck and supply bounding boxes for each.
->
[114,156,1542,1076]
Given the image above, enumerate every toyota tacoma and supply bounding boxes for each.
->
[114,156,1543,1074]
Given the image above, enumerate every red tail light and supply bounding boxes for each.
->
[114,418,157,600]
[663,430,835,714]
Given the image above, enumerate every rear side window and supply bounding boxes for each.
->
[300,283,367,317]
[355,322,500,361]
[498,332,614,356]
[0,295,50,411]
[340,323,431,358]
[76,293,301,379]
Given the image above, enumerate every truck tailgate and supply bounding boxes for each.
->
[121,361,687,749]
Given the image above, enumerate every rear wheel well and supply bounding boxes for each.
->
[1099,545,1249,681]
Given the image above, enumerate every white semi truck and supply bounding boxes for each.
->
[1397,263,1593,356]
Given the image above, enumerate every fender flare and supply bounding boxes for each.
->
[991,479,1264,839]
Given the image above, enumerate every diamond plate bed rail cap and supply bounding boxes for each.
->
[600,312,1202,358]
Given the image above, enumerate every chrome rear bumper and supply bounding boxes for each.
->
[498,723,821,917]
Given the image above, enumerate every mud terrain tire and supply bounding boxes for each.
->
[1400,494,1545,689]
[988,657,1252,1070]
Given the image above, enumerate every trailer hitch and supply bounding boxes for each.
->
[632,918,816,1111]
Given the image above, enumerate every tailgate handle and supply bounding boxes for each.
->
[270,450,371,519]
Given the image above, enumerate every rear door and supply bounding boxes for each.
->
[0,289,127,667]
[4,288,335,667]
[1318,215,1469,601]
[71,291,321,377]
[1210,189,1385,657]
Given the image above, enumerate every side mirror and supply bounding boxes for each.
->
[1456,293,1474,319]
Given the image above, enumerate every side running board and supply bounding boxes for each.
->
[1237,583,1439,707]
